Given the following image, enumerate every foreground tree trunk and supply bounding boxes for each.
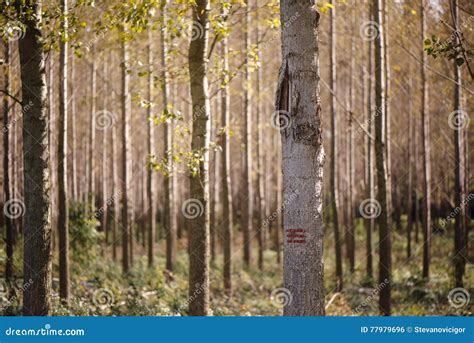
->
[277,0,325,316]
[58,0,70,302]
[329,1,343,292]
[374,0,391,316]
[188,0,211,316]
[420,0,431,280]
[17,0,52,316]
[89,46,97,211]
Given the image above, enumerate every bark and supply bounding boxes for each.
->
[161,0,177,272]
[420,0,431,280]
[147,29,156,267]
[17,0,52,316]
[329,1,343,292]
[278,0,325,316]
[188,0,211,316]
[451,0,466,287]
[365,22,374,279]
[70,54,77,201]
[347,31,355,274]
[58,0,70,302]
[101,59,108,247]
[121,34,132,273]
[256,7,266,271]
[407,70,414,258]
[111,106,119,262]
[242,0,253,267]
[89,46,97,211]
[220,20,233,296]
[3,41,14,286]
[275,133,282,265]
[48,53,57,254]
[374,0,391,316]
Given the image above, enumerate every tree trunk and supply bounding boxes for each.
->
[348,30,355,274]
[420,0,431,280]
[329,0,343,292]
[277,0,325,316]
[101,59,109,249]
[70,54,77,201]
[89,46,96,212]
[364,19,374,279]
[242,0,253,267]
[220,18,233,296]
[407,70,414,258]
[121,34,132,273]
[3,41,14,287]
[147,29,156,267]
[374,0,391,316]
[58,0,70,303]
[17,0,52,316]
[188,0,211,316]
[451,0,466,288]
[256,7,265,271]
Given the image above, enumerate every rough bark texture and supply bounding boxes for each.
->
[147,29,156,267]
[121,35,132,273]
[220,23,233,296]
[161,0,177,272]
[278,0,325,316]
[188,0,211,316]
[420,0,431,280]
[18,0,52,316]
[58,0,70,302]
[329,1,343,292]
[374,0,391,316]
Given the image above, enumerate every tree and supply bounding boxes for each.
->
[242,0,253,267]
[451,0,466,288]
[420,0,431,280]
[220,3,233,297]
[329,0,343,292]
[188,0,211,316]
[277,0,325,316]
[89,45,97,211]
[373,0,391,316]
[147,29,156,267]
[2,40,14,289]
[161,0,177,272]
[17,0,52,316]
[364,13,374,279]
[58,0,70,302]
[121,30,132,273]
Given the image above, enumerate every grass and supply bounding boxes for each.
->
[0,217,472,316]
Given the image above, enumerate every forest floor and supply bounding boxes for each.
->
[1,217,472,316]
